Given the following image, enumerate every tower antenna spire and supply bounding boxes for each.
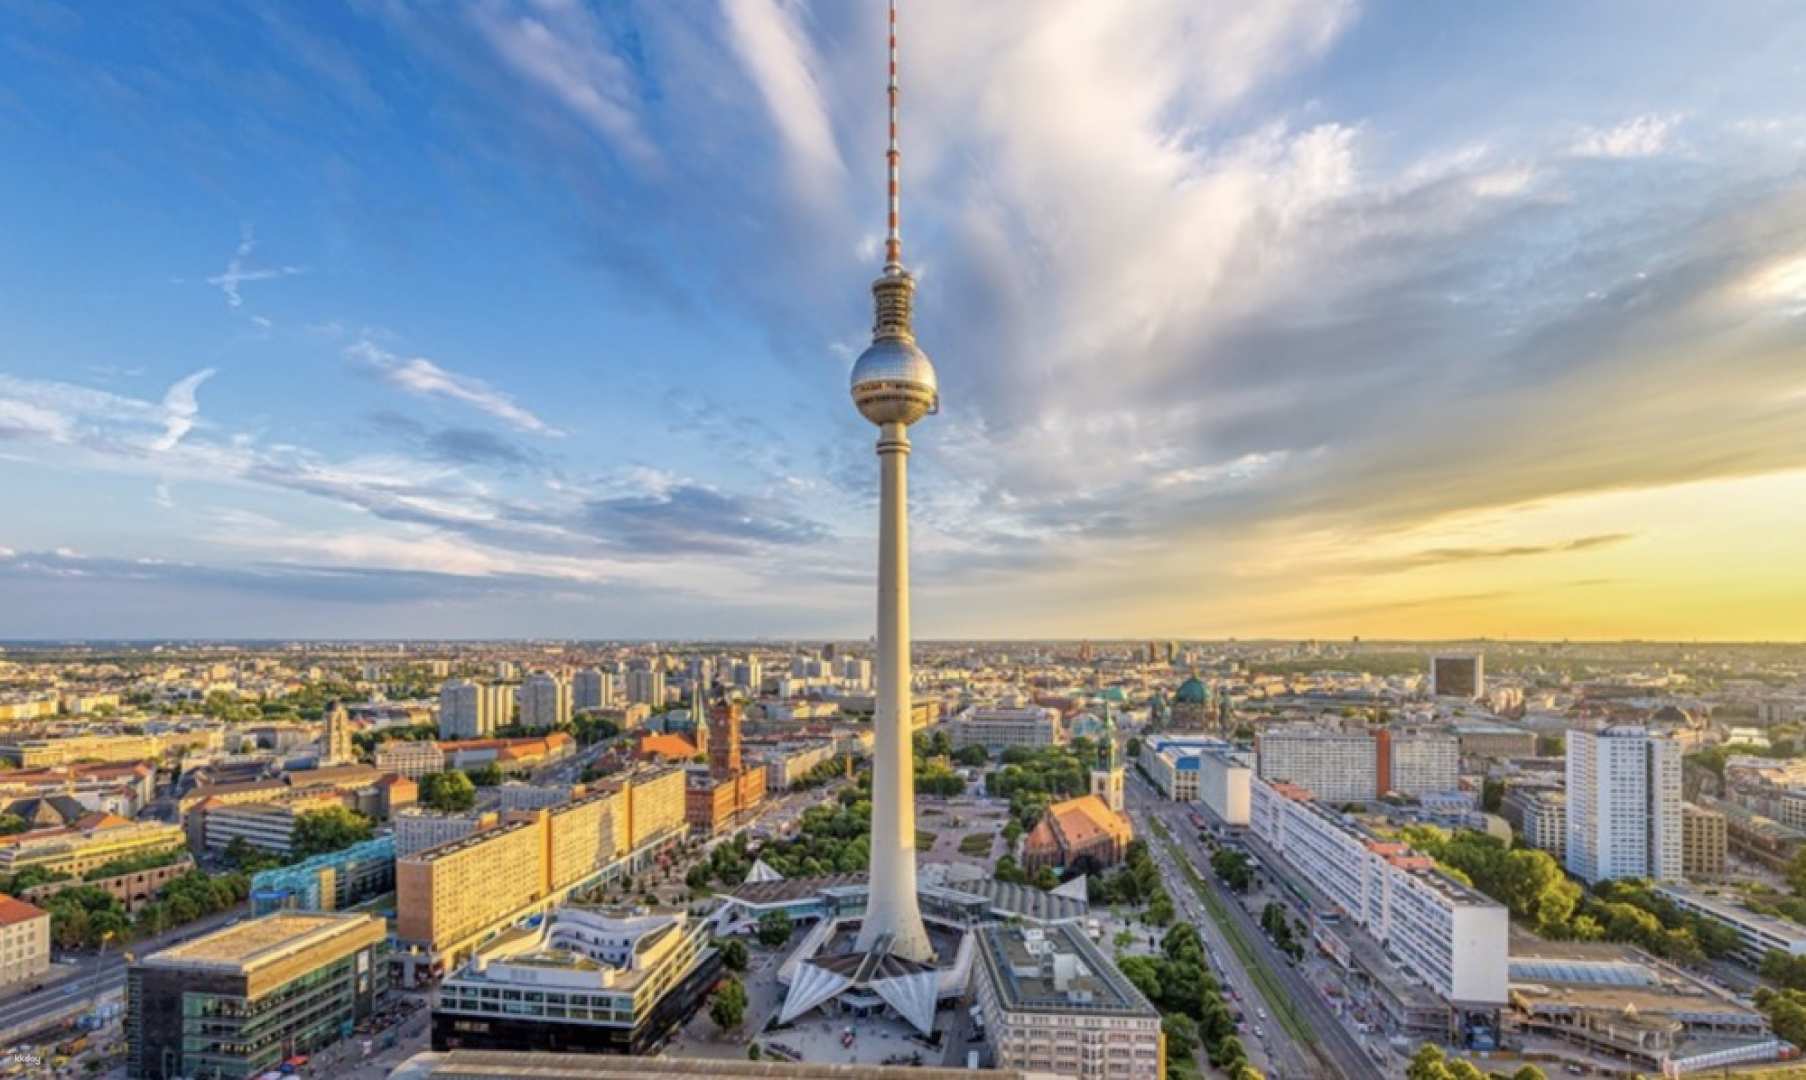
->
[885,0,902,271]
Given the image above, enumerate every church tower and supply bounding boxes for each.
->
[1090,703,1125,813]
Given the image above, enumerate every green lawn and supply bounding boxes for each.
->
[915,829,937,851]
[1151,818,1316,1054]
[958,833,993,857]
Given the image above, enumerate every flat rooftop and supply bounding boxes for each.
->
[140,912,379,976]
[388,1050,1053,1080]
[976,922,1156,1018]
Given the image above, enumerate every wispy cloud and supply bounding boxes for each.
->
[348,340,564,437]
[1571,114,1680,159]
[149,368,214,452]
[205,226,303,308]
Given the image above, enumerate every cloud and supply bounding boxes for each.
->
[582,483,827,555]
[0,398,72,441]
[1571,114,1679,159]
[1337,533,1635,576]
[721,0,843,192]
[149,368,214,452]
[205,226,303,308]
[348,340,564,436]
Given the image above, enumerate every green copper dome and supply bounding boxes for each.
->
[1175,677,1209,704]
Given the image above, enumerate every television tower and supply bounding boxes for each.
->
[850,0,936,963]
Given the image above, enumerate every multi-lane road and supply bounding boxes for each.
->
[1127,771,1387,1080]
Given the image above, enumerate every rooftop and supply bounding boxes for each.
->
[0,893,48,926]
[140,912,380,975]
[976,922,1156,1018]
[389,1050,1053,1080]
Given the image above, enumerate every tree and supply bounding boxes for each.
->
[757,909,793,948]
[1126,737,1142,758]
[0,812,27,836]
[709,976,748,1031]
[1161,1013,1199,1061]
[1405,1044,1453,1080]
[954,745,989,767]
[1509,1067,1548,1080]
[1033,865,1059,891]
[419,770,478,812]
[747,1044,762,1061]
[1212,849,1253,891]
[291,806,375,858]
[1481,777,1505,813]
[720,938,749,972]
[467,763,503,787]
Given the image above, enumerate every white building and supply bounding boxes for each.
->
[1502,788,1566,861]
[393,808,497,857]
[1654,883,1806,966]
[438,680,513,739]
[572,669,615,711]
[1565,725,1682,885]
[519,672,572,731]
[949,705,1064,752]
[1254,726,1378,803]
[971,922,1165,1079]
[1199,750,1252,826]
[1251,775,1509,1005]
[1138,735,1230,802]
[374,739,446,780]
[1385,731,1460,797]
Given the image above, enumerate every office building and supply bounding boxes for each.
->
[1198,749,1253,826]
[1654,883,1806,966]
[393,767,686,982]
[395,809,499,857]
[1251,775,1509,1004]
[758,740,839,790]
[1682,802,1727,879]
[0,894,51,992]
[439,680,514,739]
[200,791,347,856]
[1254,726,1378,803]
[250,835,396,914]
[572,668,615,711]
[432,906,720,1056]
[1565,726,1682,885]
[0,815,185,878]
[1431,655,1484,700]
[625,668,666,707]
[1138,735,1232,802]
[126,912,388,1080]
[1502,788,1566,861]
[1381,730,1460,797]
[519,672,572,730]
[1453,722,1537,760]
[376,738,446,779]
[972,923,1165,1080]
[949,705,1065,753]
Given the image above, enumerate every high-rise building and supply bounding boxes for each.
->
[572,669,614,711]
[519,672,572,730]
[127,912,388,1080]
[1565,725,1682,885]
[730,656,762,692]
[1381,731,1460,796]
[846,0,937,964]
[439,680,513,739]
[1254,726,1378,803]
[322,699,356,765]
[625,668,666,707]
[1431,654,1485,699]
[1682,802,1728,879]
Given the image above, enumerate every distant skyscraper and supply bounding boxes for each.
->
[438,680,511,739]
[848,0,937,964]
[572,668,613,711]
[625,668,665,707]
[519,672,571,730]
[1431,654,1484,699]
[1566,725,1682,884]
[322,700,355,765]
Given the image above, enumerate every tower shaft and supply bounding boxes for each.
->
[856,420,932,962]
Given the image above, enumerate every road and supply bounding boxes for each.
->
[1129,772,1387,1080]
[0,902,250,1041]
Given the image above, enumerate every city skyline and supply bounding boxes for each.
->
[4,3,1806,641]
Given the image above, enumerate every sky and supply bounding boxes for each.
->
[2,1,1806,642]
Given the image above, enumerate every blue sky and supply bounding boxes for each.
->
[3,1,1806,640]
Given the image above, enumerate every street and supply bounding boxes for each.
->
[1127,770,1387,1080]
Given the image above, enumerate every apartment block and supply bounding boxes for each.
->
[1255,726,1378,803]
[949,705,1065,752]
[1566,726,1682,885]
[0,894,50,991]
[376,739,446,779]
[1382,731,1460,797]
[1251,775,1509,1004]
[0,816,186,877]
[1682,802,1728,879]
[1655,883,1806,966]
[394,809,499,857]
[519,672,572,730]
[1502,788,1566,862]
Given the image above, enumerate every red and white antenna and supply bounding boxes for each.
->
[885,0,903,271]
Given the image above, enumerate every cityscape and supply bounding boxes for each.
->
[2,4,1805,1080]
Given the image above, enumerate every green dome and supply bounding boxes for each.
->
[1100,687,1127,703]
[1175,677,1209,704]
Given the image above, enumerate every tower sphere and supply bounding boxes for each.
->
[851,335,938,427]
